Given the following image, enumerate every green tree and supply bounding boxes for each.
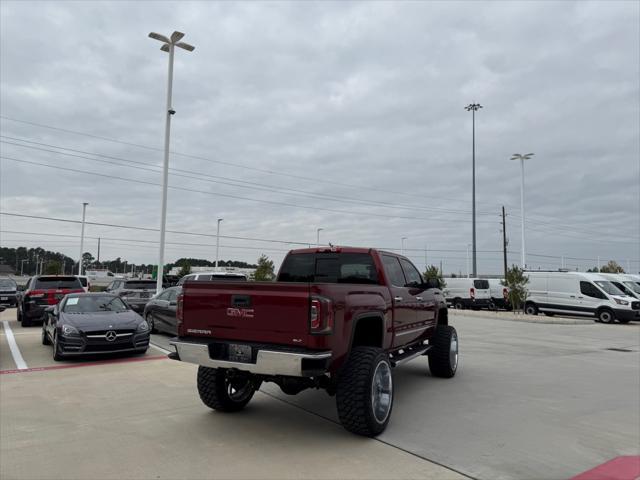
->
[82,252,95,271]
[254,254,275,281]
[503,265,529,313]
[600,261,625,273]
[423,265,446,288]
[45,261,62,275]
[178,262,191,278]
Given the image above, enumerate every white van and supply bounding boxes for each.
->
[487,279,511,310]
[444,278,492,309]
[525,271,639,323]
[599,273,640,299]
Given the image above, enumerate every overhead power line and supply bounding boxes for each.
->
[0,136,499,218]
[0,155,499,225]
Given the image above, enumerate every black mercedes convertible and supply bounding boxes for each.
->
[42,293,150,361]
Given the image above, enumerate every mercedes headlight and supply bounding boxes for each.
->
[62,324,79,336]
[137,321,149,332]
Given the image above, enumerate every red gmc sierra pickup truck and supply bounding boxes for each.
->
[169,247,458,436]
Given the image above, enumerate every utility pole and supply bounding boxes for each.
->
[501,206,508,279]
[78,202,88,276]
[97,237,101,264]
[597,256,601,272]
[215,218,223,269]
[424,244,427,270]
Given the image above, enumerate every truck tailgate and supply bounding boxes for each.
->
[181,282,312,347]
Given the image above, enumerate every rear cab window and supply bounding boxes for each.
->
[398,258,423,287]
[381,255,407,287]
[278,253,380,285]
[473,279,490,290]
[77,277,88,287]
[34,277,82,290]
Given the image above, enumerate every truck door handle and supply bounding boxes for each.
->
[394,296,403,302]
[570,295,575,298]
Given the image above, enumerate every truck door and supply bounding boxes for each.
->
[399,257,436,341]
[381,255,417,345]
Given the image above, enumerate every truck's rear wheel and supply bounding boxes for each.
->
[197,367,257,412]
[428,325,459,378]
[336,347,393,437]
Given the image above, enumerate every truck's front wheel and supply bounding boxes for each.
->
[197,367,257,412]
[428,325,459,378]
[336,347,393,437]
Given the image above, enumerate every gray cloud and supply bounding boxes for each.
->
[1,0,638,274]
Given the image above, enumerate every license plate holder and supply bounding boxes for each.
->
[228,344,252,363]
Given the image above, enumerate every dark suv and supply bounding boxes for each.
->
[0,277,18,307]
[18,276,84,327]
[106,279,157,313]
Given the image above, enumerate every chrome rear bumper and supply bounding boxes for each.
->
[169,339,332,377]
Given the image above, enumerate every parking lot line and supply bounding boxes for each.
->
[0,354,166,375]
[1,320,27,370]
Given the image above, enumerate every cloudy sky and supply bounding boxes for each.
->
[1,0,638,275]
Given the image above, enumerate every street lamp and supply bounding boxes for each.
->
[20,259,27,276]
[510,153,534,269]
[401,237,407,255]
[465,103,482,276]
[316,228,323,247]
[148,30,195,294]
[78,202,88,276]
[215,218,223,269]
[466,244,471,278]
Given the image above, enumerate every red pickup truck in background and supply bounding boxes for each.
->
[170,247,458,436]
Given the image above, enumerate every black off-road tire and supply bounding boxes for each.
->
[428,325,459,378]
[197,367,256,412]
[336,347,393,437]
[454,298,465,310]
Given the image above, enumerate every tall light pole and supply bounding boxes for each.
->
[466,244,471,278]
[465,103,482,277]
[78,202,88,275]
[316,228,323,247]
[20,259,27,276]
[401,237,407,255]
[510,153,534,269]
[149,30,195,293]
[215,218,223,269]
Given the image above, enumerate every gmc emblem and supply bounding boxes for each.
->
[226,308,255,319]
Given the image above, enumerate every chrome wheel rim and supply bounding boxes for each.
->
[450,332,459,371]
[227,378,253,402]
[371,360,393,424]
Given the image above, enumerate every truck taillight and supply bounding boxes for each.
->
[28,290,46,299]
[310,296,334,335]
[470,287,475,299]
[176,293,184,330]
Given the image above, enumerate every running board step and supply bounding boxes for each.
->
[389,344,431,367]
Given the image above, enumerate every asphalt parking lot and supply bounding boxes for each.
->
[1,307,639,480]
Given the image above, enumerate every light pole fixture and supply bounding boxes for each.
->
[215,218,223,269]
[78,202,88,276]
[316,228,324,247]
[148,30,195,294]
[401,237,408,255]
[510,153,534,269]
[465,103,482,277]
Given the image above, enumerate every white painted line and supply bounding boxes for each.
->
[149,342,171,355]
[2,320,28,370]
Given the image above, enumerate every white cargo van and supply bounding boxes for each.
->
[525,271,639,323]
[444,278,492,309]
[487,279,511,310]
[599,273,640,299]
